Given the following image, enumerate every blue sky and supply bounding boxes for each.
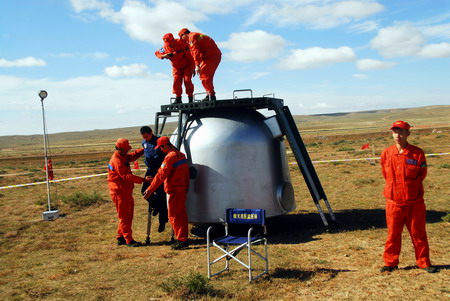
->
[1,0,449,136]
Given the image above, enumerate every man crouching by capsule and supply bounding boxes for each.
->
[143,137,190,250]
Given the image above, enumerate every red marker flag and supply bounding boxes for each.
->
[134,160,140,169]
[361,143,370,150]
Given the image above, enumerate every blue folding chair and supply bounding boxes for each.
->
[206,208,268,282]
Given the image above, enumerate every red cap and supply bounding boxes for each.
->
[390,120,410,131]
[115,138,132,150]
[155,136,171,149]
[178,28,189,38]
[163,33,174,45]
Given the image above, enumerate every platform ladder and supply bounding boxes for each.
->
[154,108,190,150]
[268,99,337,230]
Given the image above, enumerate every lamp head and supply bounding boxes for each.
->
[39,90,48,100]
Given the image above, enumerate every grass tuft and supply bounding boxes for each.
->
[61,191,107,208]
[159,272,217,300]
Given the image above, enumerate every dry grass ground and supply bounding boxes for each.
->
[0,106,449,300]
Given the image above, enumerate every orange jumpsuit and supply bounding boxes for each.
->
[145,149,190,242]
[155,39,195,97]
[186,32,221,96]
[107,148,144,244]
[381,144,431,268]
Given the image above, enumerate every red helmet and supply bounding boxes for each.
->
[155,136,171,149]
[390,120,411,131]
[115,138,132,150]
[178,28,189,38]
[163,33,174,42]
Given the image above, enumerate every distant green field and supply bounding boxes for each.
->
[1,105,449,158]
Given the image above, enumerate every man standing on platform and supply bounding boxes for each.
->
[178,28,221,101]
[155,33,195,103]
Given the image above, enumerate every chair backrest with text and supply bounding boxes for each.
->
[226,208,265,225]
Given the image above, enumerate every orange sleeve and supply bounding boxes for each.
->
[188,33,203,66]
[418,151,427,182]
[114,159,144,184]
[127,148,144,162]
[381,149,387,180]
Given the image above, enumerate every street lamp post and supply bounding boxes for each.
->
[39,90,59,221]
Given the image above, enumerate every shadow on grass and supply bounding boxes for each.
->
[270,267,354,281]
[401,264,450,271]
[268,209,447,244]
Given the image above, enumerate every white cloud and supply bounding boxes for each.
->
[277,46,356,70]
[246,0,384,28]
[220,30,285,62]
[421,22,450,39]
[371,22,450,59]
[356,58,396,70]
[185,0,256,14]
[349,20,380,33]
[70,0,111,13]
[71,0,205,44]
[0,57,46,67]
[353,73,368,80]
[104,63,149,77]
[371,23,425,58]
[417,42,450,58]
[51,52,109,60]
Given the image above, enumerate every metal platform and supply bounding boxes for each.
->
[159,97,284,115]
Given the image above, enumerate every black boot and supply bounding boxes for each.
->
[188,96,194,103]
[174,96,182,104]
[202,94,216,101]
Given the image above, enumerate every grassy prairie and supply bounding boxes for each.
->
[0,105,449,301]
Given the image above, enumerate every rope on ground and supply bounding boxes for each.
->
[0,173,107,190]
[288,152,450,164]
[1,152,449,190]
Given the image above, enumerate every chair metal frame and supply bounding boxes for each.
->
[207,208,268,282]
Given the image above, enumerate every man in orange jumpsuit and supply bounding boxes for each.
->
[155,33,195,104]
[143,136,190,250]
[108,138,149,247]
[380,121,438,273]
[178,28,221,101]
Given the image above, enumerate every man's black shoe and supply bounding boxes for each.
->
[117,236,126,246]
[127,240,143,247]
[171,240,189,250]
[158,223,165,233]
[188,96,194,103]
[174,96,182,104]
[201,95,216,102]
[422,266,438,273]
[380,266,398,273]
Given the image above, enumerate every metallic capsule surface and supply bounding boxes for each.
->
[178,108,296,224]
